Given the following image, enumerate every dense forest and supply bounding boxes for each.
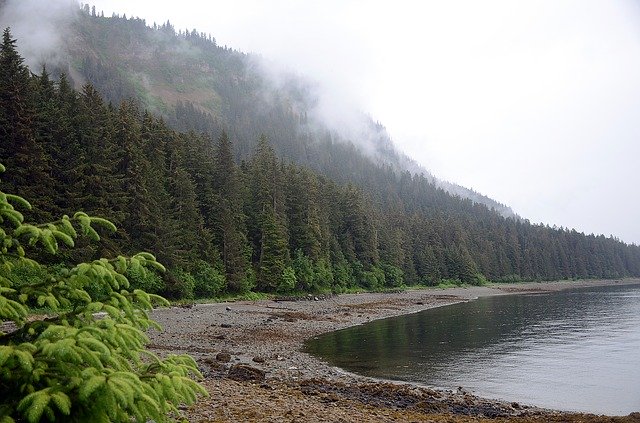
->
[1,16,640,299]
[64,6,515,218]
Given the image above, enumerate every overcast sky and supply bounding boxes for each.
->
[85,1,640,244]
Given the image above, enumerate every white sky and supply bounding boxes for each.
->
[88,0,640,244]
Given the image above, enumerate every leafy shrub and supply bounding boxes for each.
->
[332,259,353,292]
[469,272,489,286]
[165,268,196,299]
[292,250,315,291]
[192,259,226,298]
[278,266,297,293]
[125,265,165,294]
[380,263,404,287]
[237,266,256,294]
[313,258,334,291]
[361,265,385,290]
[0,164,207,422]
[496,274,522,283]
[437,278,463,288]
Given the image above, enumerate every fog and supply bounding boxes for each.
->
[6,0,640,244]
[0,0,77,69]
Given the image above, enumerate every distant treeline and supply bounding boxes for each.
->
[1,28,639,299]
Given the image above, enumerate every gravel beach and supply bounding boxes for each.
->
[148,279,640,422]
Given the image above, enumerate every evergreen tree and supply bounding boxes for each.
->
[211,131,250,292]
[0,163,207,421]
[246,136,290,290]
[0,28,55,221]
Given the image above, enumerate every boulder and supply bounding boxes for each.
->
[228,364,266,382]
[216,352,231,362]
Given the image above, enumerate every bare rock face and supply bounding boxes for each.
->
[228,364,266,382]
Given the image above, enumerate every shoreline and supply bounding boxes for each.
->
[148,278,640,422]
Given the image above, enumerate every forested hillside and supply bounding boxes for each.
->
[63,7,515,217]
[1,17,640,299]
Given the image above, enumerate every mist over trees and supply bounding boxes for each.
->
[1,11,640,299]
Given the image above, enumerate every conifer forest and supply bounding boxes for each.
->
[1,9,640,301]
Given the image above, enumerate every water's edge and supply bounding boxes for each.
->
[304,278,640,415]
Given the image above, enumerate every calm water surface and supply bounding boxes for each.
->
[304,284,640,415]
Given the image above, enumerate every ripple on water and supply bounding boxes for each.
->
[305,283,640,415]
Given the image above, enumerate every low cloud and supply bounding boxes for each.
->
[0,0,77,69]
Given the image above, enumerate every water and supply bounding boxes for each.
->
[304,284,640,415]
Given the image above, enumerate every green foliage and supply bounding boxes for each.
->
[314,258,334,291]
[467,273,489,286]
[360,265,386,291]
[495,274,523,283]
[331,259,353,293]
[0,165,207,422]
[125,266,165,295]
[292,249,315,292]
[278,266,297,293]
[437,278,464,288]
[165,268,196,300]
[192,259,226,298]
[380,263,404,288]
[1,22,640,306]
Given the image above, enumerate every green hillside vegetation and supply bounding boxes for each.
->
[0,160,206,421]
[66,8,515,217]
[1,18,639,300]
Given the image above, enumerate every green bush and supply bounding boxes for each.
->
[313,258,334,291]
[165,268,196,299]
[380,263,404,287]
[332,259,353,292]
[292,250,315,291]
[237,266,257,294]
[278,266,297,293]
[192,260,226,298]
[469,272,489,286]
[361,265,385,290]
[0,164,207,422]
[438,278,463,288]
[125,265,165,294]
[496,274,522,283]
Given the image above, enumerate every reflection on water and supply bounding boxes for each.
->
[304,284,640,415]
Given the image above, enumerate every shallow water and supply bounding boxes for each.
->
[305,283,640,415]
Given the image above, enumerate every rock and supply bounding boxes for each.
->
[511,402,521,409]
[216,352,231,362]
[228,364,266,382]
[214,334,226,340]
[225,306,232,311]
[220,323,232,328]
[252,356,266,363]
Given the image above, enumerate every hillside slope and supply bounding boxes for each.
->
[63,9,514,217]
[1,7,639,297]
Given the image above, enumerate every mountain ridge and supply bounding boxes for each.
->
[58,7,515,218]
[1,4,638,298]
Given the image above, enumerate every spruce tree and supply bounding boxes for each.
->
[212,131,250,292]
[248,136,289,291]
[0,163,207,421]
[0,28,55,222]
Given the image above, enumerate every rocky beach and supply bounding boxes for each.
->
[148,280,640,422]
